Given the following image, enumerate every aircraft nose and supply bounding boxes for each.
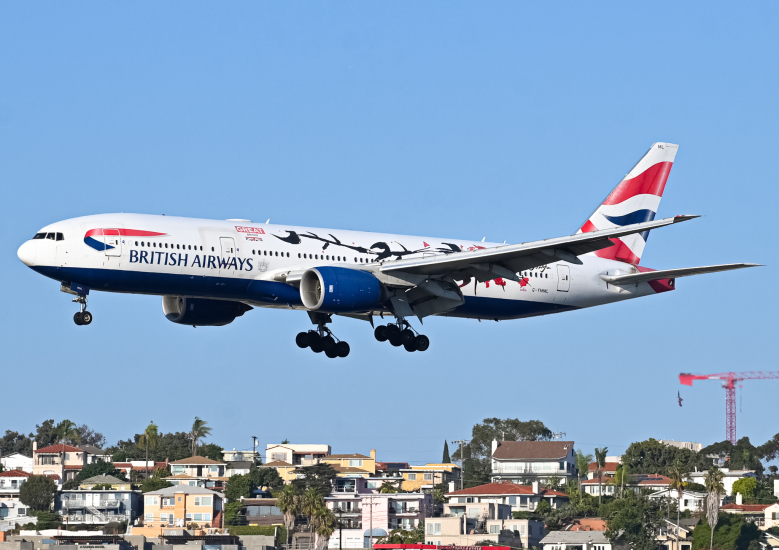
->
[17,240,36,266]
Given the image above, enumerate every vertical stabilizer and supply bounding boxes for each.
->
[577,142,678,265]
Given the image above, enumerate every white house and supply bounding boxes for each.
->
[688,468,756,496]
[0,453,33,473]
[445,481,569,513]
[765,503,779,530]
[0,470,35,528]
[490,440,577,485]
[648,489,723,512]
[541,529,612,550]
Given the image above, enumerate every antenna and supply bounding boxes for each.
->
[550,431,566,440]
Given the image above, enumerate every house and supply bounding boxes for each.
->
[688,468,756,496]
[32,442,86,482]
[583,473,672,496]
[0,470,34,527]
[167,456,227,490]
[112,460,169,480]
[259,460,298,483]
[541,529,612,550]
[0,453,33,473]
[658,440,703,452]
[720,502,771,527]
[134,485,222,536]
[764,531,779,550]
[321,451,377,476]
[400,463,461,491]
[490,440,577,485]
[445,482,569,513]
[55,475,141,526]
[323,477,432,549]
[241,498,283,526]
[656,518,696,550]
[648,489,723,512]
[586,461,619,480]
[566,518,607,531]
[80,446,112,464]
[767,503,779,530]
[425,501,544,548]
[223,448,260,477]
[265,443,331,466]
[375,462,410,475]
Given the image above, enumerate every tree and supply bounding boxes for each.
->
[769,465,778,476]
[34,420,59,447]
[33,510,62,530]
[189,417,212,456]
[77,461,127,482]
[225,473,253,501]
[442,441,451,464]
[377,523,425,544]
[451,418,553,463]
[757,432,779,462]
[55,420,81,445]
[0,430,34,457]
[622,439,708,475]
[292,463,337,496]
[692,513,761,550]
[301,488,325,539]
[668,459,691,539]
[109,431,192,462]
[613,463,631,498]
[432,483,448,505]
[19,475,57,511]
[594,447,608,505]
[141,477,173,493]
[311,504,336,550]
[379,480,401,493]
[225,501,245,526]
[575,450,593,493]
[75,424,106,448]
[250,466,283,491]
[138,422,159,481]
[199,443,224,462]
[731,478,757,502]
[704,467,725,550]
[276,484,301,545]
[603,492,667,550]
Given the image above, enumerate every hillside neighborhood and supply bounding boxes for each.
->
[1,418,778,550]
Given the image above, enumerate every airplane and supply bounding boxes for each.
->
[17,142,758,358]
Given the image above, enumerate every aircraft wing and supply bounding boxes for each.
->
[379,215,698,280]
[599,263,761,285]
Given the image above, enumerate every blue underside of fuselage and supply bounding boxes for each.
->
[32,266,578,321]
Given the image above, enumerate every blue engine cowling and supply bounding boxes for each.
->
[300,266,386,313]
[162,296,252,326]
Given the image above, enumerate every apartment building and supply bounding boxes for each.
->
[167,456,227,490]
[134,485,222,536]
[321,451,377,476]
[400,463,461,491]
[265,443,331,466]
[490,441,577,485]
[55,475,141,526]
[445,482,569,513]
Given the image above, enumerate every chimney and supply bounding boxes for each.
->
[370,449,376,460]
[33,441,38,452]
[449,481,455,493]
[532,481,540,494]
[492,440,499,456]
[736,492,743,505]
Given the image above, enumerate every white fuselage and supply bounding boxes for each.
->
[18,213,665,321]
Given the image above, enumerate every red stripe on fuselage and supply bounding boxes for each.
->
[85,228,167,238]
[602,161,673,205]
[636,265,675,293]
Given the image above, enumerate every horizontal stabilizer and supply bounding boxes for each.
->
[600,263,761,285]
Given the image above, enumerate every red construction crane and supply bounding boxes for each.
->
[679,371,779,444]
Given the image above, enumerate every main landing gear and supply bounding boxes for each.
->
[373,321,429,352]
[72,295,93,326]
[296,312,350,359]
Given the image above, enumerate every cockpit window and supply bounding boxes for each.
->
[45,233,55,240]
[56,233,64,241]
[33,233,46,240]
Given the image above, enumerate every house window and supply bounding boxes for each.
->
[509,496,517,505]
[163,498,175,506]
[171,466,185,474]
[194,496,212,506]
[204,513,211,521]
[426,523,441,535]
[145,513,153,523]
[408,474,417,481]
[146,497,159,505]
[209,466,219,472]
[348,460,363,467]
[271,453,286,462]
[423,474,433,481]
[521,525,526,535]
[490,525,500,534]
[18,508,26,517]
[194,513,203,521]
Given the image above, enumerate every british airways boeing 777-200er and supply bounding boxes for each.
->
[17,143,758,358]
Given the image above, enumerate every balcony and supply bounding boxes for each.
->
[61,500,121,509]
[332,507,361,516]
[389,506,417,515]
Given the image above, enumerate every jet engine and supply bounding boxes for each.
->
[299,266,386,313]
[162,296,252,327]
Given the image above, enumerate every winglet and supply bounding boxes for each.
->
[672,215,701,223]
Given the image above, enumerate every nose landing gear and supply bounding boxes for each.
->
[374,320,429,352]
[72,295,93,326]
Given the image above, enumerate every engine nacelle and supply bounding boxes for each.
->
[162,296,252,327]
[300,266,385,313]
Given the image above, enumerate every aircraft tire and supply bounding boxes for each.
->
[374,326,388,342]
[325,348,339,359]
[81,311,93,325]
[388,334,402,347]
[295,332,310,348]
[309,333,324,353]
[74,312,84,325]
[414,335,430,352]
[400,329,415,346]
[336,341,350,358]
[322,335,336,352]
[386,324,400,339]
[403,342,416,352]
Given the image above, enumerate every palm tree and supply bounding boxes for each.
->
[56,420,81,445]
[704,467,725,550]
[189,417,212,456]
[594,447,608,504]
[613,463,631,498]
[311,505,336,550]
[138,421,159,481]
[667,460,691,540]
[379,480,400,493]
[276,484,301,545]
[301,487,325,540]
[575,450,593,493]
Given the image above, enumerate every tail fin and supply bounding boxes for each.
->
[577,142,678,265]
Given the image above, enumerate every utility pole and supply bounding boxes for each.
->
[368,495,374,550]
[451,440,469,490]
[252,436,258,463]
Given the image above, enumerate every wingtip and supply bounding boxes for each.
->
[673,214,701,222]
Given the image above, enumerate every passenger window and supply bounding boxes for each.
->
[211,247,215,252]
[135,241,139,246]
[315,254,319,260]
[141,242,145,247]
[298,253,301,258]
[199,246,203,251]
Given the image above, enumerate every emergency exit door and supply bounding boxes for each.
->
[102,229,122,257]
[557,265,571,292]
[220,237,236,274]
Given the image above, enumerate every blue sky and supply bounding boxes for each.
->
[2,2,777,465]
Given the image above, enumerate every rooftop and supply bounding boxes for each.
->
[261,460,293,468]
[541,531,609,544]
[170,456,224,465]
[566,518,607,532]
[36,444,84,454]
[325,453,371,459]
[492,441,574,460]
[721,503,771,512]
[144,485,222,497]
[81,475,127,485]
[0,470,32,478]
[588,462,619,472]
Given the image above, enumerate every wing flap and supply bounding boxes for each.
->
[600,263,761,285]
[379,215,697,277]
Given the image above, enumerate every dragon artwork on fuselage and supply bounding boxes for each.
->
[272,229,547,295]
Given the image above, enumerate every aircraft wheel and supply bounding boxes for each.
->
[322,335,336,352]
[81,311,93,325]
[414,335,430,352]
[389,334,402,347]
[74,312,84,325]
[374,325,388,342]
[400,329,415,346]
[325,348,339,359]
[336,341,350,358]
[403,341,416,352]
[295,332,310,348]
[386,324,400,339]
[309,333,324,353]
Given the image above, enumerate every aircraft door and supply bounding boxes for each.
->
[102,229,122,257]
[219,237,236,274]
[557,265,570,292]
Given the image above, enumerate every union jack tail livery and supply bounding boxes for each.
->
[578,142,678,265]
